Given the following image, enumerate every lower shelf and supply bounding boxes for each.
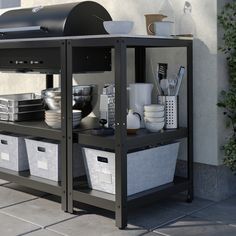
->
[0,167,62,196]
[73,177,189,212]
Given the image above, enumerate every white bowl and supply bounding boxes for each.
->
[144,111,164,118]
[103,21,134,34]
[145,121,165,132]
[45,120,61,129]
[144,104,164,112]
[144,117,165,123]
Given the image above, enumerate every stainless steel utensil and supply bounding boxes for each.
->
[0,93,42,107]
[175,66,185,95]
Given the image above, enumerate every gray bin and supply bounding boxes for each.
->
[25,138,85,182]
[83,142,180,195]
[0,133,29,171]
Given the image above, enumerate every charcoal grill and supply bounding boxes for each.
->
[0,1,112,73]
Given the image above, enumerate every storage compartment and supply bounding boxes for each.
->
[83,143,180,195]
[25,138,85,182]
[0,133,29,171]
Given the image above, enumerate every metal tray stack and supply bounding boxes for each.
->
[0,93,44,121]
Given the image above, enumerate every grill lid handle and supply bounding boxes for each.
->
[0,26,48,36]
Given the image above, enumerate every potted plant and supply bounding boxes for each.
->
[217,2,236,172]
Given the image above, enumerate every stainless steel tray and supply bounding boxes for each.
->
[0,110,44,122]
[0,104,44,113]
[0,93,42,107]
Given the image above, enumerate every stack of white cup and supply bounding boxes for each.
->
[144,104,165,132]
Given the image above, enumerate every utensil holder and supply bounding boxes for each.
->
[157,96,178,129]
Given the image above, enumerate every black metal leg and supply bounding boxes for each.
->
[60,41,67,211]
[66,40,74,213]
[46,74,54,89]
[115,40,128,229]
[187,43,194,202]
[135,47,146,83]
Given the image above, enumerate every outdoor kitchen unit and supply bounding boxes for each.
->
[0,1,112,73]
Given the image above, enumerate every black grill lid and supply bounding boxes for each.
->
[0,1,112,39]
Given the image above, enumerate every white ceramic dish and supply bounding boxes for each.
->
[144,117,165,123]
[145,121,165,132]
[103,21,134,34]
[144,104,165,112]
[144,111,165,118]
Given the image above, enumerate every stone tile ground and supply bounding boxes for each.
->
[0,181,235,236]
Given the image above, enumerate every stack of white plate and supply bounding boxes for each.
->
[144,105,165,132]
[45,110,82,129]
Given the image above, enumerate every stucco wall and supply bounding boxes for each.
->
[0,0,226,166]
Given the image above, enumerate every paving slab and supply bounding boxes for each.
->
[128,204,185,230]
[1,197,77,227]
[0,179,9,185]
[0,211,39,236]
[192,195,236,226]
[0,185,38,208]
[24,229,64,236]
[154,216,236,236]
[48,213,149,236]
[142,233,162,236]
[4,183,46,197]
[157,194,214,214]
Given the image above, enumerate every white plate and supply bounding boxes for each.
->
[73,110,82,114]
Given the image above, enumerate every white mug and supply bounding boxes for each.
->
[148,21,174,37]
[128,83,153,128]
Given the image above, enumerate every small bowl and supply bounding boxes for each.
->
[144,117,165,123]
[103,21,134,34]
[144,111,164,118]
[144,104,164,112]
[145,121,165,132]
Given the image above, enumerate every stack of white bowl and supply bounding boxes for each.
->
[144,104,165,132]
[45,110,82,129]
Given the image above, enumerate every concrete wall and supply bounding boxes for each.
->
[0,0,20,8]
[0,0,227,166]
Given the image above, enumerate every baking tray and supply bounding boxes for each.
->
[0,104,44,113]
[0,110,45,122]
[0,93,42,107]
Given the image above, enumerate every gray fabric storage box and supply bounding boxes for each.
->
[0,133,29,171]
[83,142,180,195]
[25,138,85,182]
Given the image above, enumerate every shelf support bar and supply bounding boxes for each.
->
[60,40,68,211]
[135,47,146,83]
[66,40,74,213]
[46,74,54,89]
[187,42,194,202]
[115,39,128,229]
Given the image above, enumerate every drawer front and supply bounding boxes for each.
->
[0,48,60,72]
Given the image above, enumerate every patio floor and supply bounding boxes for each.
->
[0,179,236,236]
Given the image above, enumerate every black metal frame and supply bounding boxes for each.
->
[68,36,193,229]
[0,39,68,211]
[0,35,193,229]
